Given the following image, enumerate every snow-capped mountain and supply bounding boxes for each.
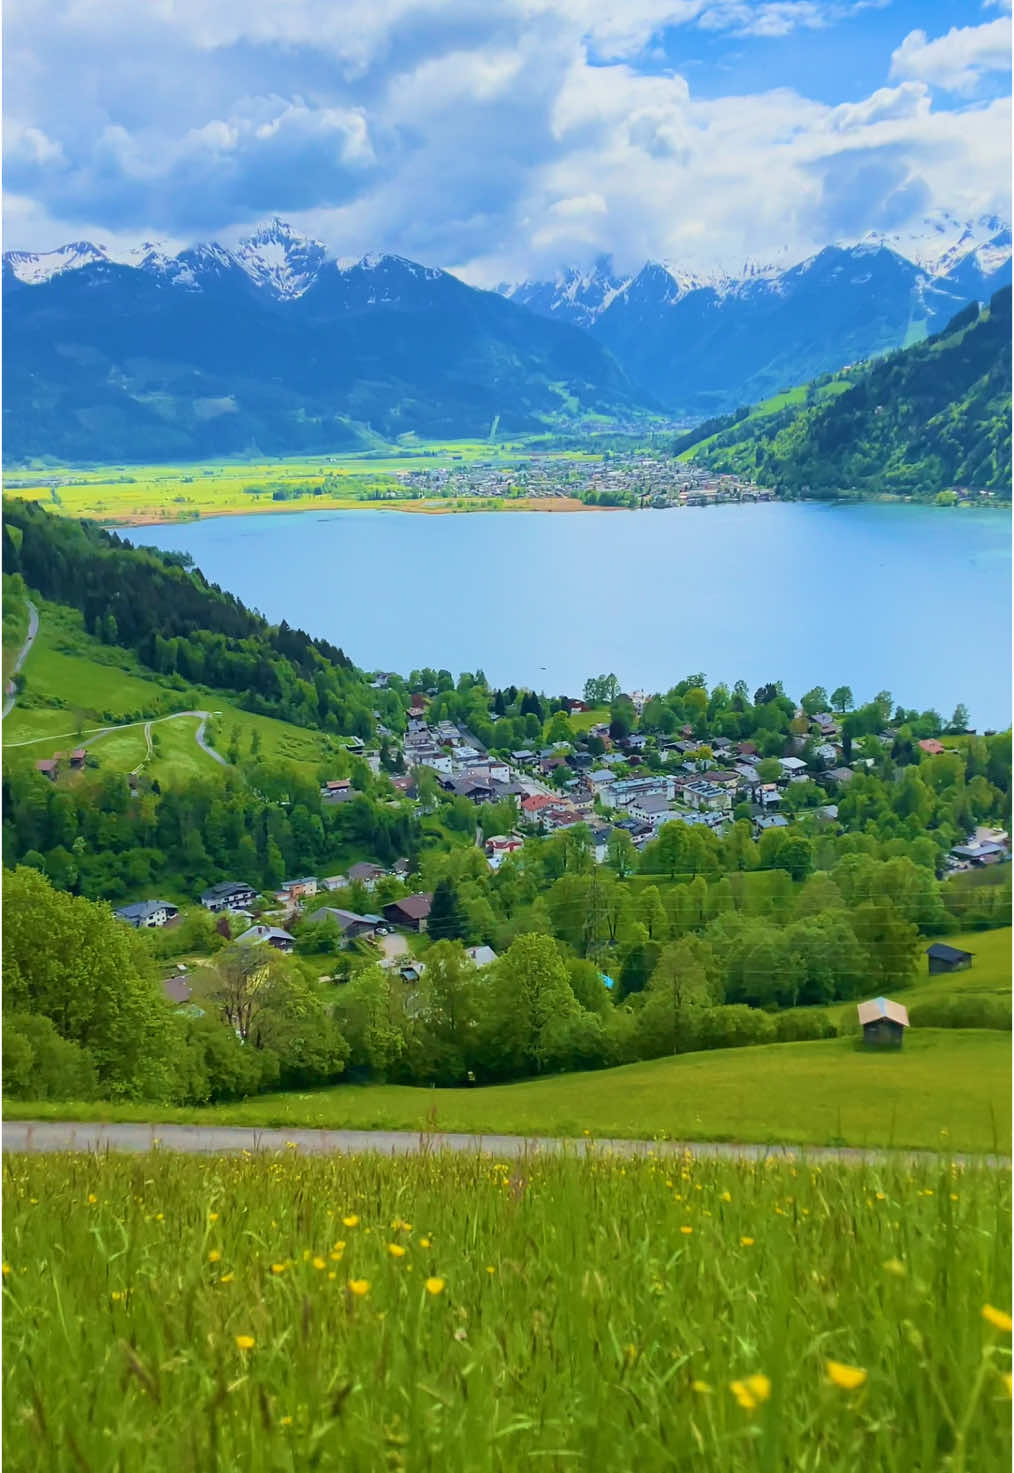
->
[230,218,328,299]
[4,240,112,285]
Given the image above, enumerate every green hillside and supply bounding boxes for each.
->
[687,287,1012,499]
[7,1028,1009,1153]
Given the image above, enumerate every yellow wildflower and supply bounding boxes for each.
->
[111,1291,124,1302]
[826,1361,867,1391]
[280,1416,293,1427]
[313,1257,326,1271]
[486,1266,496,1275]
[740,1236,755,1247]
[388,1243,407,1258]
[208,1250,222,1263]
[1003,1373,1012,1399]
[680,1226,693,1236]
[270,1263,287,1275]
[419,1237,432,1249]
[730,1374,771,1410]
[721,1192,732,1203]
[982,1305,1013,1332]
[1,1264,10,1278]
[328,1272,336,1280]
[208,1212,219,1222]
[342,1215,359,1227]
[87,1195,97,1205]
[875,1192,886,1201]
[883,1258,906,1277]
[348,1279,370,1297]
[692,1380,712,1394]
[425,1277,446,1296]
[235,1335,255,1350]
[220,1273,235,1284]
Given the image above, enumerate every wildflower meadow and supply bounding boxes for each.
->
[3,1148,1011,1472]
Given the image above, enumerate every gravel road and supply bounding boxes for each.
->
[3,1121,1007,1168]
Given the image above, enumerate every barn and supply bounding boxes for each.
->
[925,943,974,976]
[857,996,910,1049]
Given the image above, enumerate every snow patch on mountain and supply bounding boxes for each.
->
[5,241,110,284]
[232,218,327,298]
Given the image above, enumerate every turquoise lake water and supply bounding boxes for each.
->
[129,501,1012,728]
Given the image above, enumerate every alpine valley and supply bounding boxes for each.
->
[3,212,1011,462]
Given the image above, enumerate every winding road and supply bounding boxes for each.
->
[2,598,39,718]
[2,1120,1007,1169]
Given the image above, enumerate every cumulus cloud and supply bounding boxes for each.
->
[890,17,1012,94]
[2,0,1010,279]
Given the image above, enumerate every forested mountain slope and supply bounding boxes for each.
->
[688,288,1012,498]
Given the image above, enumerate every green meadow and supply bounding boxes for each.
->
[3,1149,1010,1472]
[2,595,336,783]
[3,440,602,526]
[7,1030,1010,1154]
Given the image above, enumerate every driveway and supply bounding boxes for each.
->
[377,932,410,966]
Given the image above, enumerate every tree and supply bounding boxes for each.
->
[831,686,854,714]
[3,867,179,1101]
[408,942,481,1083]
[801,686,829,716]
[606,828,637,878]
[640,936,717,1055]
[479,933,580,1077]
[756,757,782,784]
[637,885,669,941]
[428,877,467,942]
[948,703,971,733]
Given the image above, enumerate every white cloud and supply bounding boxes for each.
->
[2,0,1010,280]
[890,18,1012,94]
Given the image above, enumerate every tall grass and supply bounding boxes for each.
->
[4,1149,1010,1471]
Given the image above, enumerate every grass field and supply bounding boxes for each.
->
[4,441,603,527]
[676,379,853,461]
[2,596,336,782]
[3,1149,1010,1472]
[6,1031,1010,1154]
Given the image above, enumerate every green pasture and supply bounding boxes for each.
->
[3,1148,1010,1472]
[3,440,603,526]
[7,1030,1010,1154]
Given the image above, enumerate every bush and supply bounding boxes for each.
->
[908,995,1011,1031]
[695,1005,777,1052]
[775,1010,838,1043]
[2,1012,99,1100]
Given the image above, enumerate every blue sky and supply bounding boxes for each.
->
[3,0,1010,282]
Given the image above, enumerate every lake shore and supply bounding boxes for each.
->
[91,495,624,529]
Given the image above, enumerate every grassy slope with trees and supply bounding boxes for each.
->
[2,502,1011,1141]
[685,287,1012,499]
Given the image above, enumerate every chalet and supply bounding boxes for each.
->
[465,945,498,968]
[778,756,808,780]
[115,899,179,928]
[486,834,524,861]
[345,737,365,755]
[389,776,417,798]
[925,943,974,975]
[623,734,647,752]
[918,739,945,756]
[445,775,495,802]
[235,925,295,953]
[392,858,413,879]
[306,907,382,941]
[69,748,87,769]
[321,779,352,797]
[511,750,538,764]
[520,794,557,824]
[824,767,855,785]
[281,877,318,900]
[857,996,909,1049]
[346,862,388,889]
[383,893,433,932]
[201,881,257,913]
[35,758,58,780]
[754,814,789,832]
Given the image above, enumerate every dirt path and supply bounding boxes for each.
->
[2,599,40,719]
[2,1120,1007,1169]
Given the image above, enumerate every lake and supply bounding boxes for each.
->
[128,501,1012,728]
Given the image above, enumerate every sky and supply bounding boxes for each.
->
[3,0,1011,284]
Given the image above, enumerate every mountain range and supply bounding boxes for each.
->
[3,214,1011,462]
[2,220,644,463]
[500,214,1012,416]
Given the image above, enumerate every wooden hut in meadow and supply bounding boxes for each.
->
[857,997,910,1049]
[924,943,974,976]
